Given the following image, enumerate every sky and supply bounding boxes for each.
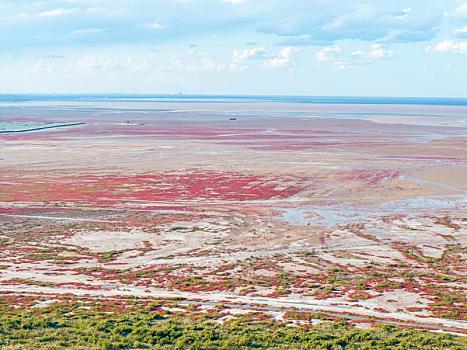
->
[1,0,467,97]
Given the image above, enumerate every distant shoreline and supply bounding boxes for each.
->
[0,122,85,134]
[1,94,467,106]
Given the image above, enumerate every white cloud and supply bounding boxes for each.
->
[38,8,77,17]
[223,0,246,4]
[157,57,225,74]
[427,40,467,56]
[231,47,298,70]
[72,28,104,35]
[233,47,269,60]
[387,7,411,20]
[145,22,164,30]
[351,44,394,59]
[85,7,102,14]
[32,56,64,74]
[317,44,393,69]
[452,3,467,19]
[454,25,467,38]
[1,53,14,62]
[199,57,226,71]
[264,3,441,45]
[316,45,350,70]
[316,45,341,62]
[264,47,299,68]
[149,50,226,74]
[231,47,268,70]
[73,55,126,74]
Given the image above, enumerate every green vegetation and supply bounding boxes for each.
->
[98,250,119,262]
[0,301,465,349]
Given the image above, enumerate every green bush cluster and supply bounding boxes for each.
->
[0,304,465,349]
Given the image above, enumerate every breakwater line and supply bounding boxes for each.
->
[0,122,85,134]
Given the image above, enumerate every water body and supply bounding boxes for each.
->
[2,94,467,106]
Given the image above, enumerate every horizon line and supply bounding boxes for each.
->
[1,93,467,99]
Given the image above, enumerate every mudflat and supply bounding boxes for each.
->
[0,98,466,335]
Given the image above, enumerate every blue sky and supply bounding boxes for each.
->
[1,0,467,96]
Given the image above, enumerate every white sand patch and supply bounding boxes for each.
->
[254,269,276,277]
[349,246,406,264]
[353,322,373,329]
[160,306,186,313]
[216,307,257,324]
[216,315,234,324]
[288,319,324,326]
[0,266,105,286]
[267,310,285,321]
[371,217,462,249]
[420,245,444,259]
[358,290,430,314]
[64,229,157,253]
[319,252,368,267]
[223,308,255,315]
[32,299,60,308]
[326,229,376,248]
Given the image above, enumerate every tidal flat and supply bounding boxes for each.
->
[0,96,466,348]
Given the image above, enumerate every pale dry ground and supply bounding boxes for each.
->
[0,100,466,333]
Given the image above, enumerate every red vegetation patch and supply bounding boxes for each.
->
[0,170,303,205]
[341,169,401,185]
